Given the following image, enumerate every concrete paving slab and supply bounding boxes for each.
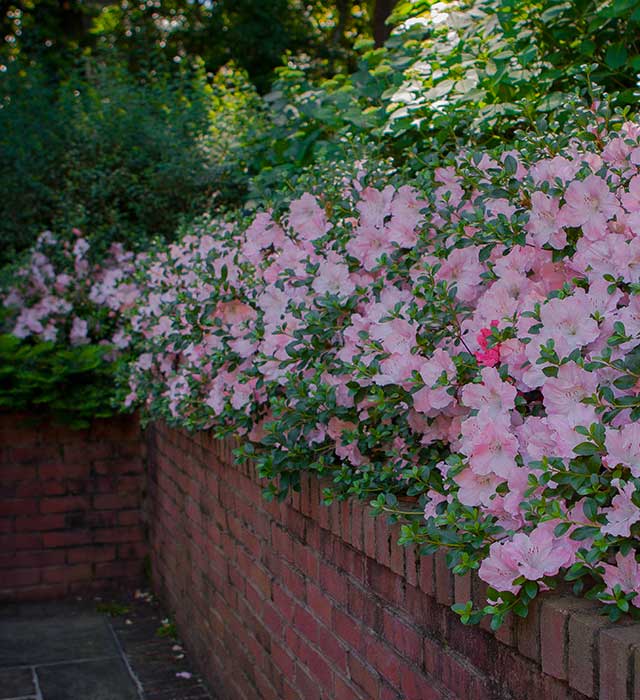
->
[0,593,215,699]
[0,615,118,668]
[0,667,35,697]
[36,658,139,700]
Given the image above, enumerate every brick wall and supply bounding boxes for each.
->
[148,423,640,700]
[0,413,147,600]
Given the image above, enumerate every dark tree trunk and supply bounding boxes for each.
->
[372,0,398,47]
[333,0,350,49]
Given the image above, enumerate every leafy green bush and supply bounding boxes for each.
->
[238,0,640,190]
[0,60,261,264]
[0,334,119,427]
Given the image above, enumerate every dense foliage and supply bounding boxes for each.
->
[0,61,263,264]
[4,0,640,627]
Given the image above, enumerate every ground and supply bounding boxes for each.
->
[0,593,215,700]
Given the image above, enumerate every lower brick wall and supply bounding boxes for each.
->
[0,412,147,600]
[147,423,640,700]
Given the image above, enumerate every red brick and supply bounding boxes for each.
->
[0,583,66,601]
[293,604,319,645]
[117,510,141,526]
[317,625,348,673]
[94,459,143,476]
[339,501,352,545]
[599,625,640,700]
[293,664,322,700]
[93,493,139,510]
[334,675,366,700]
[95,560,143,579]
[63,443,114,463]
[348,653,379,700]
[382,611,421,665]
[399,662,443,700]
[388,525,405,578]
[363,510,376,560]
[10,446,60,465]
[567,607,610,697]
[90,416,140,442]
[0,550,65,569]
[516,596,542,663]
[43,564,91,583]
[1,465,37,481]
[334,609,364,652]
[367,560,404,609]
[374,517,390,568]
[0,498,38,516]
[540,597,595,681]
[2,568,40,587]
[67,546,116,564]
[405,545,418,588]
[1,533,42,550]
[364,635,402,688]
[15,514,65,532]
[297,633,333,688]
[39,463,89,479]
[307,582,333,626]
[117,542,147,560]
[93,526,144,544]
[434,550,453,606]
[43,530,91,548]
[418,554,435,596]
[40,496,89,514]
[41,481,67,496]
[319,564,348,606]
[350,500,364,553]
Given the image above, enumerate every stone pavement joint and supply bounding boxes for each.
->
[0,595,216,700]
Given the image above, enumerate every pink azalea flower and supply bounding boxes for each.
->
[538,291,600,355]
[356,186,395,229]
[375,352,423,387]
[542,362,598,421]
[435,247,484,303]
[288,193,330,240]
[559,174,620,240]
[526,191,566,248]
[454,468,501,507]
[602,480,640,537]
[346,224,394,270]
[601,551,640,604]
[478,540,522,594]
[508,522,576,581]
[311,254,356,298]
[474,321,501,367]
[388,185,426,247]
[413,349,457,413]
[460,417,519,477]
[605,424,640,477]
[69,317,89,346]
[370,318,417,355]
[461,366,516,419]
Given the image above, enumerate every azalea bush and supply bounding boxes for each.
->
[114,108,640,627]
[0,230,138,424]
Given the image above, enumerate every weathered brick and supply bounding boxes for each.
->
[599,625,640,700]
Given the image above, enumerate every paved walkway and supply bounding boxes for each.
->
[0,595,214,700]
